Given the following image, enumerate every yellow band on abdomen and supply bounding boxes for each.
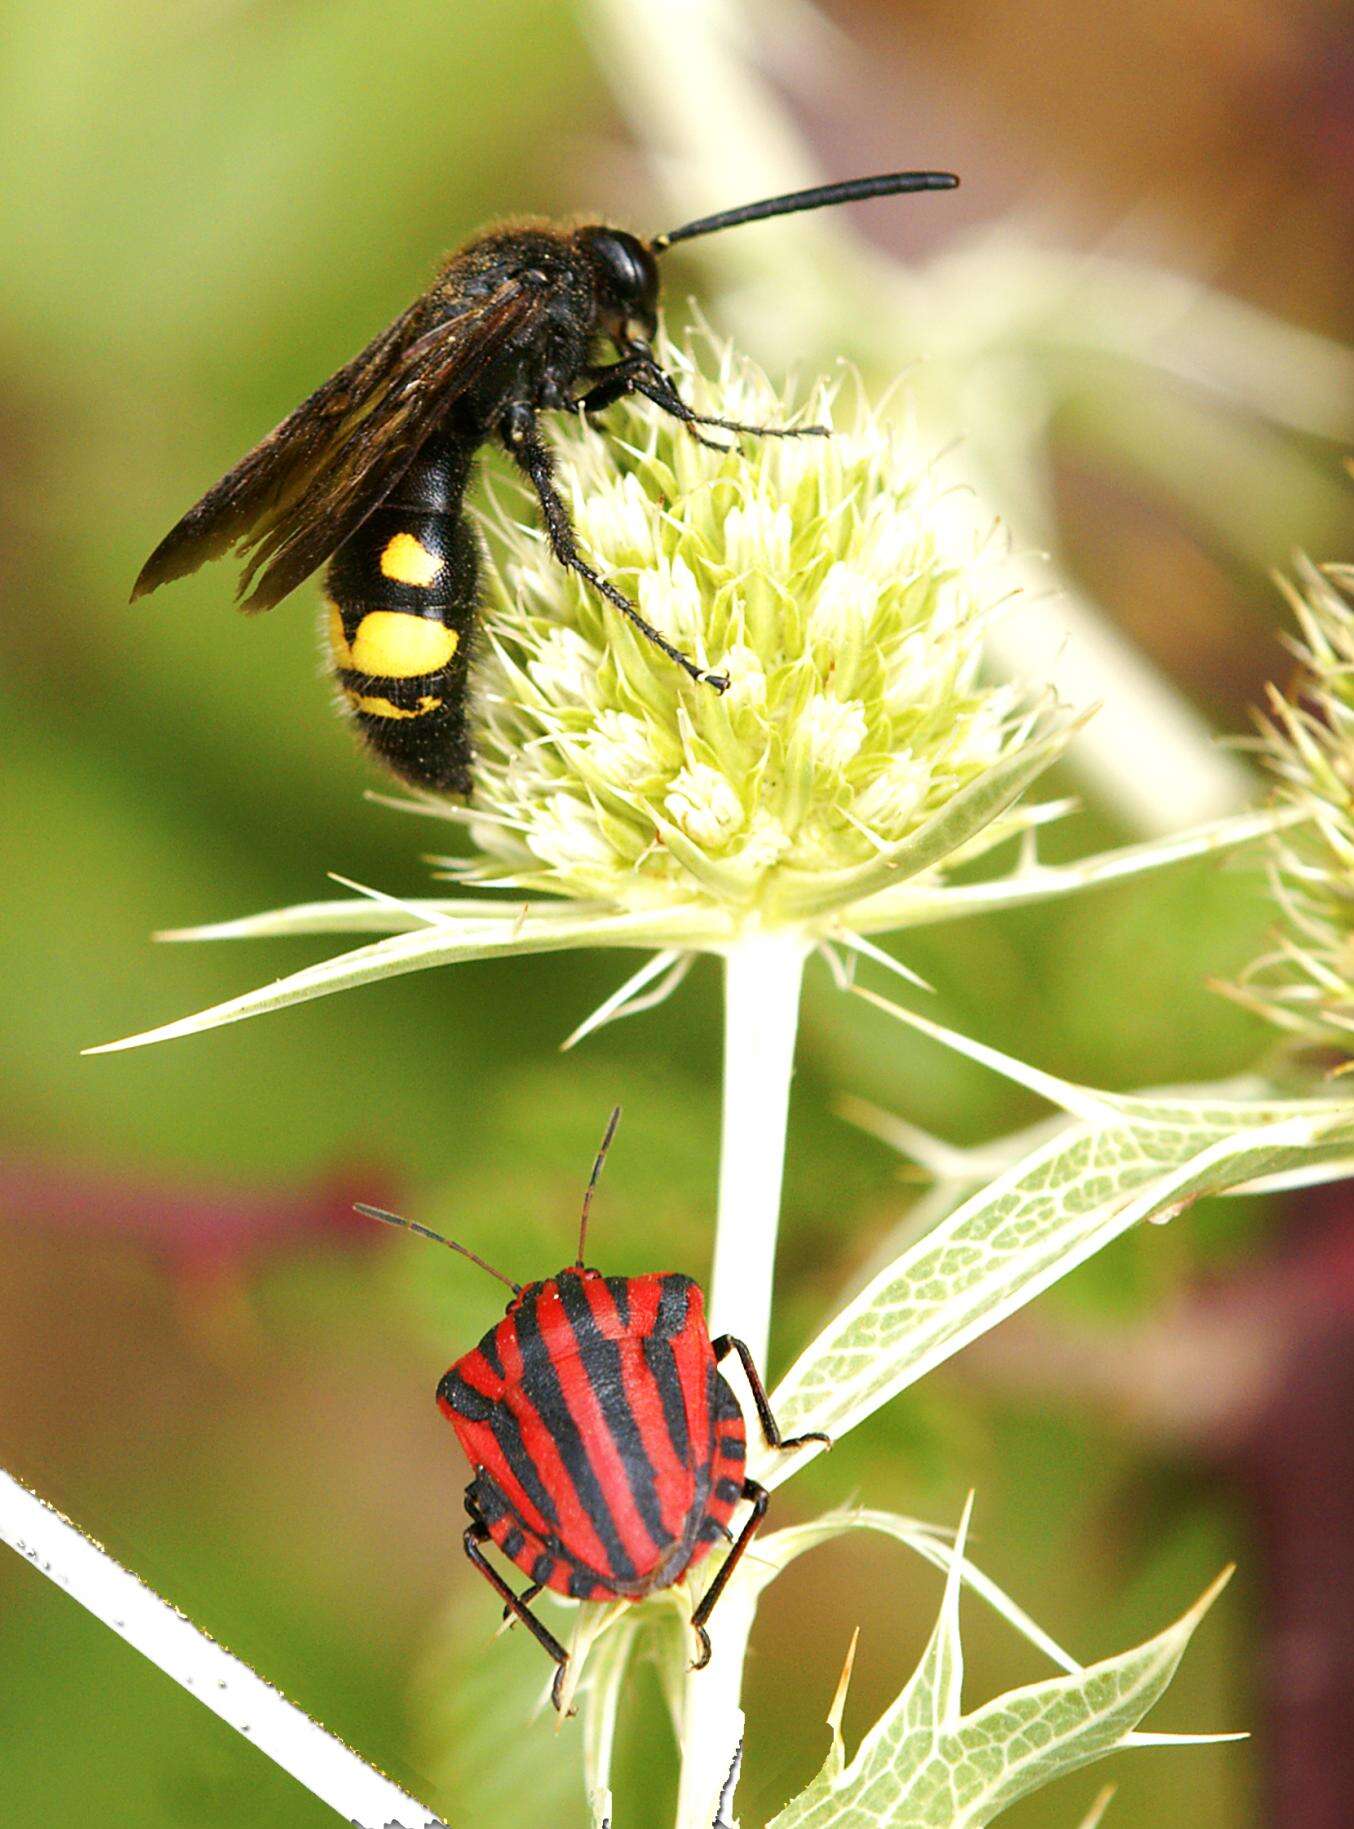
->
[328,603,459,677]
[343,689,444,721]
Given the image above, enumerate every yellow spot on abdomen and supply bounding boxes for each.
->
[329,604,459,678]
[344,689,444,721]
[380,531,443,587]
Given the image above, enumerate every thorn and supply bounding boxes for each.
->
[827,1626,860,1741]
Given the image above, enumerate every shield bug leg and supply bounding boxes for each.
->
[688,1477,770,1669]
[500,1580,543,1628]
[462,1515,572,1709]
[711,1334,832,1454]
[501,402,729,691]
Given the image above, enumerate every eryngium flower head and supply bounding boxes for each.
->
[461,335,1034,922]
[1233,560,1354,1053]
[89,336,1088,1058]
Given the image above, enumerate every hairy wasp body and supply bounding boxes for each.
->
[135,176,956,793]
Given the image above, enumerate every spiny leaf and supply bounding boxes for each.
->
[763,997,1354,1465]
[158,894,618,941]
[1072,1786,1116,1829]
[767,1557,1232,1829]
[579,1608,645,1807]
[409,1587,580,1827]
[85,904,719,1054]
[850,803,1303,935]
[745,1509,1078,1676]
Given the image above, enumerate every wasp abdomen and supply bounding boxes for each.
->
[324,444,479,794]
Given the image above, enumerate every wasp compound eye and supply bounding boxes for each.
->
[586,229,657,305]
[583,227,659,340]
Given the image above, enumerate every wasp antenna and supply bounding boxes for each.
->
[577,1106,622,1266]
[354,1203,521,1294]
[653,170,958,252]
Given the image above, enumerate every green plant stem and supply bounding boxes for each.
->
[675,928,809,1829]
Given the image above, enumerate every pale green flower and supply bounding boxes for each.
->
[1231,559,1354,1055]
[463,336,1040,919]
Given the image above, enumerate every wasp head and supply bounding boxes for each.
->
[578,227,660,345]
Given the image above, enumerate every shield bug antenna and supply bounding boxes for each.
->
[651,169,958,251]
[354,1202,522,1295]
[577,1104,622,1267]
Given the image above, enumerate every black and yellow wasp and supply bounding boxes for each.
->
[134,171,956,794]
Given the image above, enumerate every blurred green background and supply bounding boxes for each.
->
[3,2,1352,1825]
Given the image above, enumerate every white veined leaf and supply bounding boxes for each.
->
[767,1503,1232,1829]
[409,1586,582,1828]
[412,1587,641,1828]
[845,989,1347,1135]
[87,726,1290,1059]
[843,1077,1354,1241]
[744,1509,1233,1753]
[556,1598,631,1724]
[674,1502,1076,1829]
[762,995,1354,1468]
[157,893,619,939]
[579,1607,646,1811]
[153,789,1286,952]
[823,1633,861,1785]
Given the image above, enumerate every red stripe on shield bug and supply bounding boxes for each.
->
[357,1107,829,1712]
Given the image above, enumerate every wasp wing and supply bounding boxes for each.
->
[132,276,544,612]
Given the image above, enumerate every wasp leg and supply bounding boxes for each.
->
[572,354,647,414]
[501,402,729,692]
[574,356,733,451]
[711,1334,832,1454]
[638,364,828,444]
[689,1478,769,1670]
[462,1519,572,1713]
[578,348,828,445]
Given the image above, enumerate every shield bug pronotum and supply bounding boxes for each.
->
[358,1108,828,1710]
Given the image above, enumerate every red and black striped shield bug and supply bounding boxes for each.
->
[357,1109,828,1711]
